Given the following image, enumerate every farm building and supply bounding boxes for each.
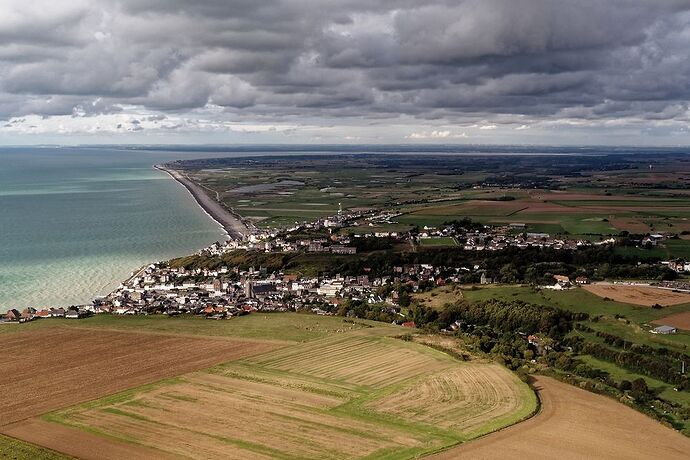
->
[651,325,677,335]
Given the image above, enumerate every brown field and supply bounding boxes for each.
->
[0,327,279,426]
[428,376,690,460]
[610,217,652,233]
[582,283,690,307]
[652,311,690,331]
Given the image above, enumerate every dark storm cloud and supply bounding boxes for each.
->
[0,0,689,125]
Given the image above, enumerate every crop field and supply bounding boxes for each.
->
[0,434,67,460]
[44,333,536,460]
[429,376,690,460]
[174,152,690,234]
[652,311,690,331]
[582,283,690,307]
[5,312,385,343]
[0,327,279,426]
[371,363,533,437]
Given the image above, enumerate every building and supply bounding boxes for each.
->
[651,325,677,335]
[330,246,357,255]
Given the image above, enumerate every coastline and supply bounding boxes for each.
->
[154,164,249,241]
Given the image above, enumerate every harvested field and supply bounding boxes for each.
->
[652,311,690,331]
[246,335,453,388]
[582,283,690,307]
[45,334,537,460]
[0,327,279,426]
[371,363,533,436]
[427,376,690,460]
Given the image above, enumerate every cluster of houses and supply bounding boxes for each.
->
[544,274,589,290]
[663,260,690,273]
[2,258,490,323]
[1,306,91,323]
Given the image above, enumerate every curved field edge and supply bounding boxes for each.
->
[40,334,537,460]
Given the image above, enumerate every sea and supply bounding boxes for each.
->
[0,147,227,308]
[1,144,679,309]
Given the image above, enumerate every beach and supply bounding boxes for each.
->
[0,147,228,308]
[155,164,249,240]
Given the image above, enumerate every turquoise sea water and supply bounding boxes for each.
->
[0,147,227,308]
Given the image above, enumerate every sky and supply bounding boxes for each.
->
[1,0,690,146]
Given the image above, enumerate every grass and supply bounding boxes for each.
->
[0,435,68,460]
[45,328,537,460]
[460,285,690,324]
[419,237,458,247]
[577,355,690,408]
[1,313,393,343]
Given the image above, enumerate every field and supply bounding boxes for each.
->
[419,237,458,247]
[652,311,690,331]
[0,434,67,460]
[429,376,690,459]
[41,332,536,460]
[582,283,690,307]
[176,152,690,234]
[0,327,279,426]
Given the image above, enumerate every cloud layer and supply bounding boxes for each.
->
[1,0,690,143]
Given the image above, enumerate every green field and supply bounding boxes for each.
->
[1,313,390,343]
[577,355,690,414]
[419,237,458,247]
[0,435,67,460]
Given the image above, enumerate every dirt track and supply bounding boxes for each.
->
[427,376,690,459]
[0,327,278,426]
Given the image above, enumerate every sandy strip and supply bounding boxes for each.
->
[2,418,178,460]
[427,376,690,459]
[155,164,249,240]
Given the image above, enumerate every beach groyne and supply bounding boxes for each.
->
[155,164,249,240]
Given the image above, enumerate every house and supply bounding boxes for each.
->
[4,309,21,322]
[402,321,416,328]
[651,325,677,335]
[553,275,570,283]
[330,245,357,255]
[575,276,590,285]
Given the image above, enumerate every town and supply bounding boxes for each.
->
[3,207,688,324]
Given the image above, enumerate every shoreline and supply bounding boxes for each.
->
[154,164,249,241]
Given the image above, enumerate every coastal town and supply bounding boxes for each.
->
[3,202,689,324]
